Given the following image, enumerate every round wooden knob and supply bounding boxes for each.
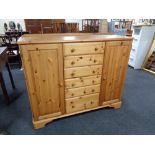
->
[92,70,96,74]
[94,60,97,63]
[71,93,74,97]
[92,89,95,92]
[92,80,95,84]
[94,48,98,51]
[71,73,75,77]
[72,105,75,108]
[71,61,75,65]
[36,48,39,51]
[59,82,63,87]
[83,90,86,94]
[71,49,75,53]
[90,101,93,104]
[72,83,75,87]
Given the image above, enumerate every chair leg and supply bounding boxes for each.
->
[0,72,10,103]
[5,62,16,89]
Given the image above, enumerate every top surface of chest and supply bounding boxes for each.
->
[18,33,132,45]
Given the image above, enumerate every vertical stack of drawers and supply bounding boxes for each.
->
[63,42,105,113]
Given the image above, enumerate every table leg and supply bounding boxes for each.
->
[0,72,10,103]
[5,62,16,89]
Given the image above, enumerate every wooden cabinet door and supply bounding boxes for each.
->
[21,44,64,120]
[100,41,132,105]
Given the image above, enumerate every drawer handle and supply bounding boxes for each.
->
[72,83,75,87]
[71,93,74,97]
[94,60,97,63]
[71,61,75,65]
[92,89,95,92]
[71,49,75,53]
[94,48,98,51]
[71,73,75,77]
[121,42,123,46]
[59,82,63,87]
[72,105,75,108]
[92,70,96,74]
[90,101,94,104]
[83,90,86,94]
[36,48,39,51]
[92,80,95,84]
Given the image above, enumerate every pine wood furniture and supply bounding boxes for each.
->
[18,33,132,129]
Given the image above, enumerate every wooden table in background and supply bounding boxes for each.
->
[0,47,16,103]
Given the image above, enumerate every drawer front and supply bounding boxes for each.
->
[106,41,131,46]
[65,75,101,89]
[64,54,104,68]
[64,65,102,79]
[63,42,105,56]
[65,84,100,98]
[65,93,99,113]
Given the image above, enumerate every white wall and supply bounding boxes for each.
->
[0,19,25,34]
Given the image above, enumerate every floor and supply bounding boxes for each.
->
[0,67,155,135]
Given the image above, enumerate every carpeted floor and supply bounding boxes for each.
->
[0,67,155,135]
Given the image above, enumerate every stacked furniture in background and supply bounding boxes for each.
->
[82,19,100,32]
[128,25,155,69]
[99,19,108,33]
[24,19,79,33]
[0,31,29,68]
[144,51,155,72]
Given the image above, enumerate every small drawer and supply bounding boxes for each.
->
[64,54,104,68]
[106,41,131,46]
[64,65,103,79]
[65,84,100,98]
[65,93,99,113]
[63,42,105,56]
[65,75,101,89]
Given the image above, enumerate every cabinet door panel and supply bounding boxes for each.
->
[21,44,64,119]
[100,41,132,104]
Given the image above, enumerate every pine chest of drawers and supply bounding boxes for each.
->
[18,33,132,129]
